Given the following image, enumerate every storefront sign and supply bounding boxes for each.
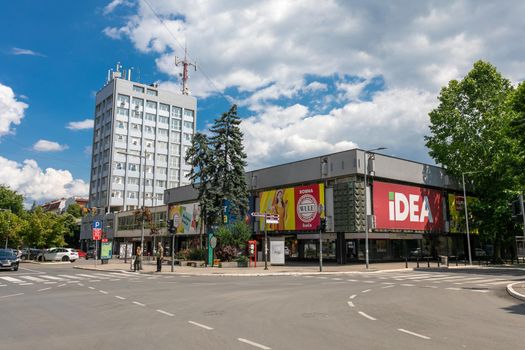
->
[168,203,201,235]
[373,182,443,231]
[259,183,324,231]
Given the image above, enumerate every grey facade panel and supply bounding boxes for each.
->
[164,185,199,204]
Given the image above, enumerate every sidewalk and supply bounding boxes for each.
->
[507,282,525,302]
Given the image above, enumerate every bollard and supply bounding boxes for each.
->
[405,256,408,268]
[447,256,449,267]
[417,258,420,268]
[456,256,458,266]
[437,257,440,268]
[427,257,430,268]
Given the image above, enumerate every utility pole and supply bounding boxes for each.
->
[175,46,197,95]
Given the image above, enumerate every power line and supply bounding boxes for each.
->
[141,0,234,104]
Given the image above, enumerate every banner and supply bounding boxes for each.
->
[100,241,112,260]
[168,203,201,235]
[448,194,479,234]
[259,183,324,231]
[373,181,444,231]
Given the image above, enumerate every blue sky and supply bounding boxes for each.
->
[1,0,524,204]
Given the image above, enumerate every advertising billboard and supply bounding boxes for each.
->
[372,181,444,231]
[168,203,201,235]
[259,183,324,231]
[448,194,479,234]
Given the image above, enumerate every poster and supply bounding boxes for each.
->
[101,241,112,260]
[270,237,285,265]
[168,203,201,234]
[259,183,324,231]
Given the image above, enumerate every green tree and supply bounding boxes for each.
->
[510,82,525,188]
[0,185,24,216]
[66,203,83,218]
[0,210,26,248]
[209,104,249,223]
[425,60,519,261]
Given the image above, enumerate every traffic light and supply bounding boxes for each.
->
[167,219,176,234]
[320,218,327,232]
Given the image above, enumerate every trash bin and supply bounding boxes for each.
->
[440,256,448,265]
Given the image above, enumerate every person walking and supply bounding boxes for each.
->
[134,245,142,272]
[156,242,164,272]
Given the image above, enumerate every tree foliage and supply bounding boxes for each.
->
[425,60,520,260]
[0,185,24,216]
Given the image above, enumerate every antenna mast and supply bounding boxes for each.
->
[175,46,197,95]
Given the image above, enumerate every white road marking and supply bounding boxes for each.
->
[470,289,490,293]
[0,293,24,298]
[37,287,51,292]
[20,276,47,283]
[452,277,488,284]
[347,279,358,282]
[446,287,461,291]
[156,309,174,317]
[358,311,376,321]
[347,301,355,307]
[318,276,328,279]
[237,338,271,349]
[0,276,24,283]
[485,280,514,285]
[40,275,65,281]
[19,283,33,286]
[115,296,126,300]
[133,301,146,307]
[361,289,371,293]
[472,278,506,285]
[109,279,120,282]
[364,280,375,284]
[381,282,395,285]
[58,284,66,287]
[423,286,438,289]
[88,287,95,290]
[332,278,343,281]
[381,285,395,289]
[401,284,415,287]
[44,282,56,284]
[89,280,101,282]
[77,274,109,280]
[398,328,431,340]
[349,294,357,299]
[0,284,6,287]
[99,290,108,294]
[188,320,213,330]
[78,283,84,286]
[58,274,84,280]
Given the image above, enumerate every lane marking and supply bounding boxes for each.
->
[77,274,109,279]
[90,280,101,282]
[485,280,514,285]
[361,289,371,293]
[0,293,24,298]
[37,287,51,292]
[446,287,461,291]
[347,301,355,307]
[0,284,6,287]
[188,320,213,330]
[237,338,271,349]
[115,296,126,300]
[381,282,395,285]
[19,283,33,286]
[470,289,489,293]
[58,284,66,287]
[78,283,84,287]
[156,309,174,317]
[88,286,95,290]
[39,275,65,281]
[358,311,376,321]
[133,301,146,307]
[364,280,375,284]
[20,276,47,283]
[423,286,438,289]
[99,290,108,294]
[381,285,395,289]
[44,282,57,285]
[401,284,415,287]
[332,278,343,281]
[452,277,488,284]
[349,294,357,299]
[109,279,121,282]
[347,279,358,282]
[398,328,430,340]
[58,274,84,280]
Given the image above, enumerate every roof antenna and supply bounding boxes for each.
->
[175,45,197,95]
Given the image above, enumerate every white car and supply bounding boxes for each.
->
[42,248,79,262]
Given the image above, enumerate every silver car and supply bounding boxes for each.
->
[41,248,79,262]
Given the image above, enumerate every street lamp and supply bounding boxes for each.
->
[118,150,149,267]
[461,170,482,265]
[363,147,386,269]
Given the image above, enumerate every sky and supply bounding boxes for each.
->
[0,0,524,206]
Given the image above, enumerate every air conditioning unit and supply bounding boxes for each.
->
[120,102,125,107]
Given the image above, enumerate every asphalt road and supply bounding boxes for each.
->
[1,263,524,350]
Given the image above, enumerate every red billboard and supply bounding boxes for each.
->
[372,181,443,231]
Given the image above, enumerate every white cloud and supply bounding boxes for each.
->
[0,156,88,203]
[0,83,27,138]
[33,140,68,152]
[66,119,94,130]
[103,0,133,15]
[10,47,46,57]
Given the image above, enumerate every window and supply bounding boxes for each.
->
[131,111,143,119]
[146,153,154,160]
[169,143,180,154]
[133,85,144,93]
[117,107,129,116]
[157,167,167,175]
[117,121,126,129]
[127,191,138,199]
[147,89,158,96]
[158,116,169,124]
[145,140,154,148]
[183,121,194,129]
[183,145,190,154]
[183,133,192,141]
[184,109,194,120]
[145,179,153,186]
[145,113,156,121]
[157,141,168,150]
[168,181,178,188]
[158,128,168,137]
[112,176,123,184]
[169,170,180,181]
[156,193,164,201]
[111,190,123,198]
[146,165,153,173]
[130,123,140,131]
[145,192,153,199]
[117,94,129,106]
[156,180,166,188]
[128,163,138,171]
[131,137,140,146]
[116,134,127,143]
[127,177,139,185]
[171,106,182,118]
[146,100,157,109]
[169,157,180,168]
[144,126,154,135]
[93,154,98,163]
[92,167,97,176]
[104,135,110,147]
[170,119,181,130]
[170,132,181,142]
[102,163,109,172]
[157,154,168,163]
[131,97,143,109]
[159,103,169,112]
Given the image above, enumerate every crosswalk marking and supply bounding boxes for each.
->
[0,276,25,283]
[39,275,66,281]
[76,273,110,279]
[20,276,47,283]
[59,274,84,280]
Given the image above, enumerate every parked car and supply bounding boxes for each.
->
[21,248,42,260]
[39,248,79,262]
[77,249,87,259]
[0,249,20,271]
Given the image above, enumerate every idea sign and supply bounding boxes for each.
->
[372,182,443,231]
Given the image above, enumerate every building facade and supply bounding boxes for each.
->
[88,66,197,213]
[164,149,479,264]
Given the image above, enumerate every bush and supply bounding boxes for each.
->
[188,248,206,261]
[215,245,237,262]
[175,248,190,260]
[236,255,249,267]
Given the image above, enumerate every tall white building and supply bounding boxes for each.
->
[88,67,196,212]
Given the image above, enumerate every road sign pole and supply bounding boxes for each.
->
[264,214,268,270]
[171,234,175,272]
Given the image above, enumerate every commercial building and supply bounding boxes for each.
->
[164,149,478,264]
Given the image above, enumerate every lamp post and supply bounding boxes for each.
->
[118,150,148,267]
[363,147,386,269]
[461,170,482,265]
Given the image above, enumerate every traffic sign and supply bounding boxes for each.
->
[210,236,217,249]
[92,228,102,241]
[251,212,266,217]
[93,220,101,229]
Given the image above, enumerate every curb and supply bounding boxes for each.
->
[506,282,525,302]
[22,261,73,265]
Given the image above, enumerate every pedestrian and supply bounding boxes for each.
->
[134,245,142,272]
[156,242,164,272]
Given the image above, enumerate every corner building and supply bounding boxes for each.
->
[88,68,196,212]
[165,149,477,264]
